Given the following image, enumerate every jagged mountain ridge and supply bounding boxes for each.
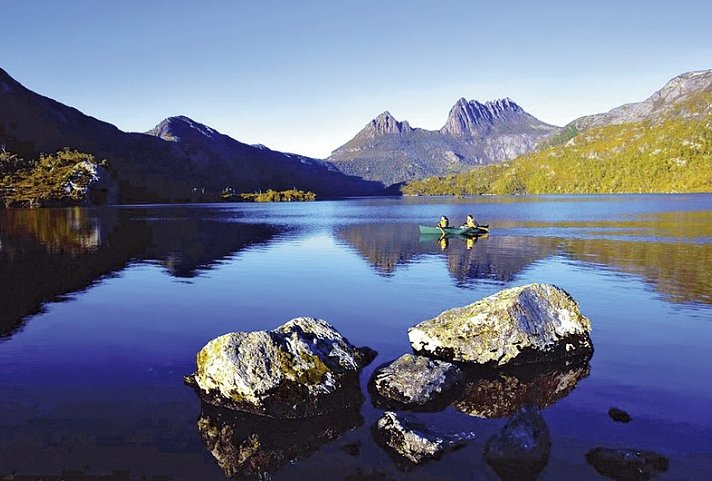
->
[328,97,559,187]
[0,68,380,202]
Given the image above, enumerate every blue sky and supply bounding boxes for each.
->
[3,0,711,157]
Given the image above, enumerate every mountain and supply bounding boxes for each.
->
[570,70,712,132]
[403,69,712,195]
[0,68,380,203]
[328,98,559,187]
[143,115,379,197]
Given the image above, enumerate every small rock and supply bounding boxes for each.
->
[408,283,593,366]
[608,407,632,423]
[374,411,474,466]
[186,317,376,418]
[369,354,463,410]
[586,447,669,481]
[484,406,551,481]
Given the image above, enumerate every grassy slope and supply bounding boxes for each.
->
[403,92,712,195]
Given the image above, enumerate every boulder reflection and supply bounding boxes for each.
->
[196,402,363,480]
[452,358,591,418]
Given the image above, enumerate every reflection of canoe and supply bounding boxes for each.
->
[419,225,489,236]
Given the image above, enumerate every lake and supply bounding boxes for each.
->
[1,195,711,481]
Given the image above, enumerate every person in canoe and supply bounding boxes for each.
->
[463,214,478,228]
[437,215,449,228]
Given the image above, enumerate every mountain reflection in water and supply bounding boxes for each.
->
[0,207,280,336]
[336,221,712,304]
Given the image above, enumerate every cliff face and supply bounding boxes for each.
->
[328,98,559,187]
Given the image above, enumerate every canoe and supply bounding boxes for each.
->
[419,225,489,236]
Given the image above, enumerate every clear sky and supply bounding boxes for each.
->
[3,0,711,158]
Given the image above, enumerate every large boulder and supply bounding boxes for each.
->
[373,411,474,466]
[408,283,592,366]
[186,317,376,418]
[484,406,551,481]
[369,353,464,410]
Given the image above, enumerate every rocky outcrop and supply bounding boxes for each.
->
[484,407,551,481]
[452,359,591,418]
[373,411,474,466]
[586,447,669,481]
[197,402,363,480]
[186,317,376,418]
[408,283,592,366]
[369,353,463,410]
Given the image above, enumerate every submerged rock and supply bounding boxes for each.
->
[408,283,592,366]
[373,411,474,466]
[186,317,376,418]
[484,406,551,481]
[453,359,591,418]
[586,447,669,481]
[608,407,632,423]
[197,402,363,480]
[369,354,464,410]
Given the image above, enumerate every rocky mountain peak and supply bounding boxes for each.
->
[652,69,712,105]
[147,115,218,142]
[440,97,526,137]
[363,111,413,137]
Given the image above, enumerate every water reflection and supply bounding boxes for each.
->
[0,208,280,336]
[337,224,560,287]
[452,358,591,418]
[337,221,712,303]
[196,402,363,480]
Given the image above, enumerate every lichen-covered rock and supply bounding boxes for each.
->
[374,411,474,466]
[452,359,591,418]
[186,317,376,418]
[484,406,551,481]
[585,447,669,481]
[369,354,463,410]
[408,283,592,366]
[197,402,363,480]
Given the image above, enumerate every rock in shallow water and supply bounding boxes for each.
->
[608,407,632,423]
[186,317,376,418]
[369,353,464,410]
[585,447,669,481]
[484,406,551,481]
[374,411,474,466]
[408,283,593,366]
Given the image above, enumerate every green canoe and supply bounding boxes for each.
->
[419,224,489,236]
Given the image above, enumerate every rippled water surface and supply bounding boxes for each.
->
[1,195,711,480]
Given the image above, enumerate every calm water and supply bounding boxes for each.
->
[1,195,711,481]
